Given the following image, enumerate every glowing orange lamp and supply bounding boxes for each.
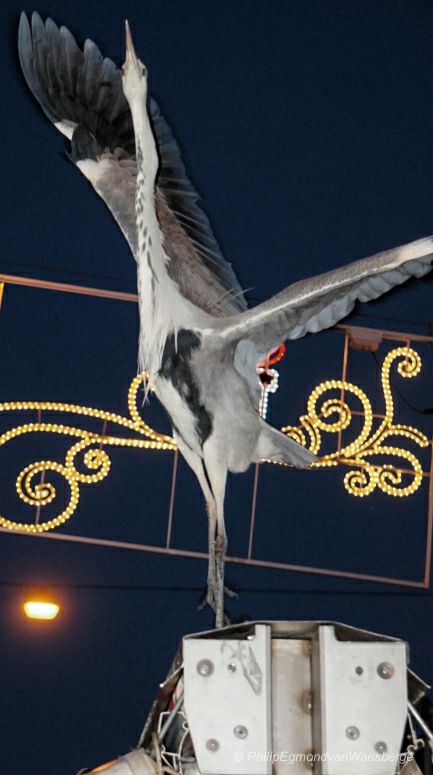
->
[23,591,60,621]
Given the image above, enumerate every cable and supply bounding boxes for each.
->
[1,580,432,596]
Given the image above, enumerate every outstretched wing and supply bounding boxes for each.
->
[18,11,247,317]
[212,237,433,350]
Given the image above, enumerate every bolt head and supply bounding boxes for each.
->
[197,659,214,677]
[234,725,248,739]
[228,662,237,673]
[346,726,360,740]
[375,741,388,754]
[355,666,364,676]
[206,738,219,752]
[377,662,395,680]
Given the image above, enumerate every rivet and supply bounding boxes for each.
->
[355,666,364,676]
[197,659,214,677]
[377,662,395,680]
[206,738,219,752]
[234,725,248,739]
[346,726,360,740]
[228,663,237,673]
[375,741,387,754]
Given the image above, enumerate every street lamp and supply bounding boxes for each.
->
[22,590,60,621]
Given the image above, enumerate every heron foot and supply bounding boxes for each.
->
[197,589,213,612]
[197,584,237,609]
[197,581,237,627]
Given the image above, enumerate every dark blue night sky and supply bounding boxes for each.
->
[2,2,433,773]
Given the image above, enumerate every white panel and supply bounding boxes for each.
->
[314,626,407,775]
[184,625,272,775]
[271,639,312,775]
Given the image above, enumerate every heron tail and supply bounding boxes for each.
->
[255,423,317,469]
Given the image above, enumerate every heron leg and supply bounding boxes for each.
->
[205,498,218,614]
[202,446,228,629]
[214,497,228,628]
[172,434,220,616]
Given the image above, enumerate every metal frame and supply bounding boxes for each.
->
[0,273,432,589]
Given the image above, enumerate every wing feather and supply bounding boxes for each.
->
[212,237,433,350]
[18,12,247,317]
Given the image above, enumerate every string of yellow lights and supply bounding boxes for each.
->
[0,373,176,532]
[283,346,429,497]
[0,346,430,533]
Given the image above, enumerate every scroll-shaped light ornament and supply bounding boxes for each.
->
[0,346,429,535]
[282,346,429,497]
[0,373,176,532]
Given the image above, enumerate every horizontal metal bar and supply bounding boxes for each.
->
[0,273,138,303]
[1,274,433,344]
[0,527,426,588]
[336,323,433,344]
[335,457,431,478]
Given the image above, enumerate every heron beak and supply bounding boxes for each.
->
[124,19,139,70]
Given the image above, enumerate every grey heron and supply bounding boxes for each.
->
[18,14,433,627]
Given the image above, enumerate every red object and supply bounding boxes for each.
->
[258,343,286,371]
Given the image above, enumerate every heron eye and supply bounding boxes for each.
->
[141,65,147,75]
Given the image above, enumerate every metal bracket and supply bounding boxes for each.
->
[183,624,272,775]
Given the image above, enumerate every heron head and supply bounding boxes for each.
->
[121,20,148,103]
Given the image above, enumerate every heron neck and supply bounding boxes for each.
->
[129,101,162,259]
[129,96,187,378]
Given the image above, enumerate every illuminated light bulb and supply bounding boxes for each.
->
[23,598,60,620]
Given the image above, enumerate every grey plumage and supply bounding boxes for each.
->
[18,11,247,318]
[213,243,433,352]
[18,14,433,628]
